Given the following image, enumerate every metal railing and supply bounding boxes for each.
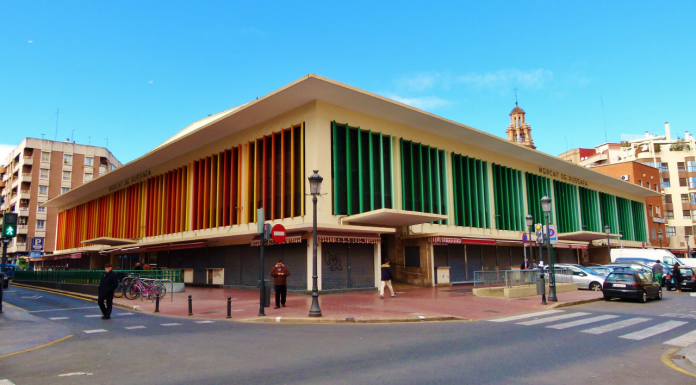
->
[473,268,573,288]
[14,269,184,285]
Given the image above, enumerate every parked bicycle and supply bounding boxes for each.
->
[124,276,167,300]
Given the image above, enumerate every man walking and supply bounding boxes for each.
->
[98,263,119,320]
[380,260,395,299]
[270,260,290,309]
[652,260,664,286]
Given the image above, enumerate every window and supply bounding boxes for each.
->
[692,209,696,218]
[655,184,658,191]
[38,186,47,195]
[37,205,46,212]
[638,180,643,186]
[646,182,650,189]
[656,206,661,215]
[690,177,696,188]
[667,211,674,219]
[405,246,421,268]
[41,151,50,162]
[40,168,49,179]
[678,162,686,171]
[659,162,669,172]
[680,178,687,187]
[688,161,696,172]
[85,157,93,166]
[649,204,653,214]
[662,178,670,188]
[652,228,657,239]
[683,210,691,219]
[644,162,655,168]
[668,227,676,236]
[682,194,689,204]
[62,171,71,181]
[686,226,694,236]
[36,220,45,230]
[84,173,93,182]
[61,187,69,194]
[63,154,72,164]
[666,195,673,204]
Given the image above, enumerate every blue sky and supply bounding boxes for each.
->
[1,1,695,163]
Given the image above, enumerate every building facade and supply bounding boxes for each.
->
[0,138,121,264]
[44,75,657,291]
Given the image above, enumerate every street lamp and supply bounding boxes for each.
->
[525,214,534,266]
[605,225,611,258]
[686,235,691,259]
[308,170,323,317]
[658,229,663,249]
[541,196,557,302]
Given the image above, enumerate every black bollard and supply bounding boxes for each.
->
[155,293,160,313]
[188,295,193,316]
[227,297,232,319]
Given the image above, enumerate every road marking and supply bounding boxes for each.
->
[124,326,146,330]
[194,321,214,324]
[20,295,43,299]
[116,313,133,316]
[82,329,108,334]
[663,329,696,347]
[58,372,92,377]
[49,317,69,320]
[84,315,102,318]
[619,321,688,340]
[488,310,565,323]
[0,335,73,359]
[161,323,181,326]
[546,315,619,330]
[516,312,590,326]
[28,306,98,313]
[581,317,651,334]
[0,379,17,384]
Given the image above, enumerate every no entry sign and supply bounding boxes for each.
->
[271,224,287,244]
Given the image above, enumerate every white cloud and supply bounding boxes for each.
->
[457,69,553,90]
[0,143,15,161]
[28,40,33,43]
[388,95,451,110]
[394,73,443,92]
[148,81,153,83]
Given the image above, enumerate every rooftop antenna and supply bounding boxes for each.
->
[41,134,45,140]
[54,109,59,141]
[601,96,607,143]
[71,128,75,143]
[88,136,91,145]
[514,87,518,106]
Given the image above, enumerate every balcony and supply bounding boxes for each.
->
[9,194,18,205]
[22,156,33,166]
[19,189,31,200]
[12,162,20,173]
[20,173,32,183]
[13,243,27,252]
[0,180,5,188]
[17,224,28,235]
[18,207,29,216]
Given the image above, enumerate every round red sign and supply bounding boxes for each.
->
[271,224,287,244]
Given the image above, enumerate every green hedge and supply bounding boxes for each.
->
[14,269,183,284]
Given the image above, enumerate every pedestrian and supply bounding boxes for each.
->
[270,260,290,309]
[652,260,664,286]
[380,260,395,299]
[98,263,119,320]
[143,262,151,270]
[672,262,682,293]
[531,259,538,269]
[520,260,530,270]
[133,262,143,271]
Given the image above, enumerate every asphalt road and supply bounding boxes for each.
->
[1,285,695,385]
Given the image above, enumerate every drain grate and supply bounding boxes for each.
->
[199,311,220,315]
[483,310,502,314]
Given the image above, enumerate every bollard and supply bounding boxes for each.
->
[155,293,160,313]
[188,295,193,316]
[227,297,232,319]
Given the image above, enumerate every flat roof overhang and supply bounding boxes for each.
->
[81,237,136,246]
[558,231,622,242]
[342,209,448,227]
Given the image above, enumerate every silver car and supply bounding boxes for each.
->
[556,264,605,291]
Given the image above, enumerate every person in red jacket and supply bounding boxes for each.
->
[270,260,290,309]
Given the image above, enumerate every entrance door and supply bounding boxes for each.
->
[321,243,375,290]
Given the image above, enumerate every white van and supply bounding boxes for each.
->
[610,249,696,267]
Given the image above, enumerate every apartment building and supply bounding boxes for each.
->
[0,138,121,264]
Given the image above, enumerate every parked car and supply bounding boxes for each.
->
[602,271,662,303]
[606,262,654,276]
[665,268,696,291]
[587,266,612,276]
[547,264,605,291]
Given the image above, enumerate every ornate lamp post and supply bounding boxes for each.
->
[525,214,534,266]
[541,196,557,302]
[605,225,611,258]
[308,170,323,317]
[686,235,691,259]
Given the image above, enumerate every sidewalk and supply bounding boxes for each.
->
[0,304,72,357]
[113,284,603,323]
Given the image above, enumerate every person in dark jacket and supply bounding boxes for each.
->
[380,260,395,299]
[133,262,143,271]
[270,260,290,309]
[672,262,682,293]
[98,263,119,320]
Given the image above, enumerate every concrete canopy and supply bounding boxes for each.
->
[81,237,136,246]
[557,231,623,242]
[342,209,448,227]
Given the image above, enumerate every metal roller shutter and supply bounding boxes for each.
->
[447,244,466,282]
[278,241,307,290]
[481,245,497,271]
[466,245,483,281]
[224,245,242,286]
[497,246,512,270]
[241,246,260,287]
[322,243,348,290]
[348,244,374,288]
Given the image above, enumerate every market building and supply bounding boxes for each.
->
[43,75,659,291]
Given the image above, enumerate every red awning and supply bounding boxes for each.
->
[35,253,82,261]
[250,235,303,247]
[428,236,496,245]
[553,243,589,250]
[145,242,206,252]
[317,231,381,244]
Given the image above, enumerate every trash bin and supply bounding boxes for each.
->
[259,279,271,308]
[536,274,546,295]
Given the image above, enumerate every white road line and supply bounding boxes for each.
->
[28,306,98,313]
[581,317,651,334]
[516,312,590,326]
[663,329,696,347]
[124,326,147,330]
[161,323,182,326]
[84,315,102,318]
[546,315,619,330]
[194,321,214,324]
[83,329,108,334]
[116,313,133,316]
[619,321,688,340]
[488,310,565,323]
[49,317,69,320]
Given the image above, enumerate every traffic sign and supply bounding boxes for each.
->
[543,225,558,244]
[271,224,287,244]
[522,233,528,243]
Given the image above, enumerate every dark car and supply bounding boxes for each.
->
[666,268,696,291]
[602,271,662,303]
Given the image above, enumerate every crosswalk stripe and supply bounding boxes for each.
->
[161,323,181,326]
[124,326,146,330]
[488,310,565,323]
[619,321,688,340]
[547,315,619,330]
[581,317,651,334]
[663,329,696,347]
[116,313,133,316]
[49,317,69,320]
[516,312,590,326]
[84,315,102,318]
[194,321,214,324]
[83,329,107,334]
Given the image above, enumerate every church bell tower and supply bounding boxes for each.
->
[506,101,536,149]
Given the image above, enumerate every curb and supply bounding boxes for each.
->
[549,297,603,309]
[9,283,141,312]
[682,346,696,369]
[236,315,469,324]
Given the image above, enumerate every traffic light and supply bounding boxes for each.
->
[2,212,18,239]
